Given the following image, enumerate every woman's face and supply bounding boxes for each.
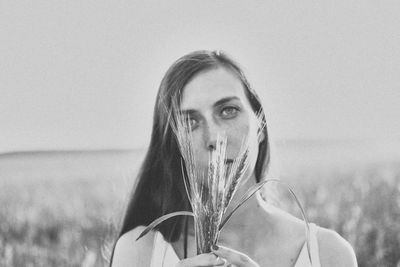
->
[179,67,262,179]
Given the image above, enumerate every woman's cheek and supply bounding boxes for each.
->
[226,120,251,150]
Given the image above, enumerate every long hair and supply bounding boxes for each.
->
[110,50,271,263]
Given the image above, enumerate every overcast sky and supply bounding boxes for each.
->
[1,1,399,153]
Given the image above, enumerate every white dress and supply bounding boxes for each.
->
[149,222,321,267]
[150,191,321,267]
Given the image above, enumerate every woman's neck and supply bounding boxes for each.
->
[219,175,275,239]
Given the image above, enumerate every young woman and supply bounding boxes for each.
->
[110,50,357,267]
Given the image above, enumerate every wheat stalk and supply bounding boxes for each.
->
[138,100,312,263]
[168,98,252,253]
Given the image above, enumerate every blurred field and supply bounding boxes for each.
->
[0,141,399,267]
[279,162,400,267]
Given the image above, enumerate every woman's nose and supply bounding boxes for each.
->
[203,120,220,151]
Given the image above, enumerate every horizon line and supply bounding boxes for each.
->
[1,137,398,156]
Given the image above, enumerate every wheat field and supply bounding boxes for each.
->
[0,143,399,267]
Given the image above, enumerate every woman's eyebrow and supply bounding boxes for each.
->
[180,96,240,114]
[213,96,240,107]
[179,109,198,116]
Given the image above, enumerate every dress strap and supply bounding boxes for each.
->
[308,223,321,267]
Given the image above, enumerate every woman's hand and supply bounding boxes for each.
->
[211,245,260,267]
[175,253,225,267]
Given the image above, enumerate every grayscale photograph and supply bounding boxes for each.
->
[1,1,399,266]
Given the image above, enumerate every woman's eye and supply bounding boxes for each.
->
[221,106,239,118]
[184,117,198,129]
[181,113,200,130]
[189,118,198,128]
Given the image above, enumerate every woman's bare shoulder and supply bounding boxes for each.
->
[316,226,357,267]
[271,208,357,266]
[270,205,307,234]
[111,226,155,267]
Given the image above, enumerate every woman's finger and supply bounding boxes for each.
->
[211,245,259,267]
[175,253,225,267]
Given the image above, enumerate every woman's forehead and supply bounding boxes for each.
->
[180,67,248,110]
